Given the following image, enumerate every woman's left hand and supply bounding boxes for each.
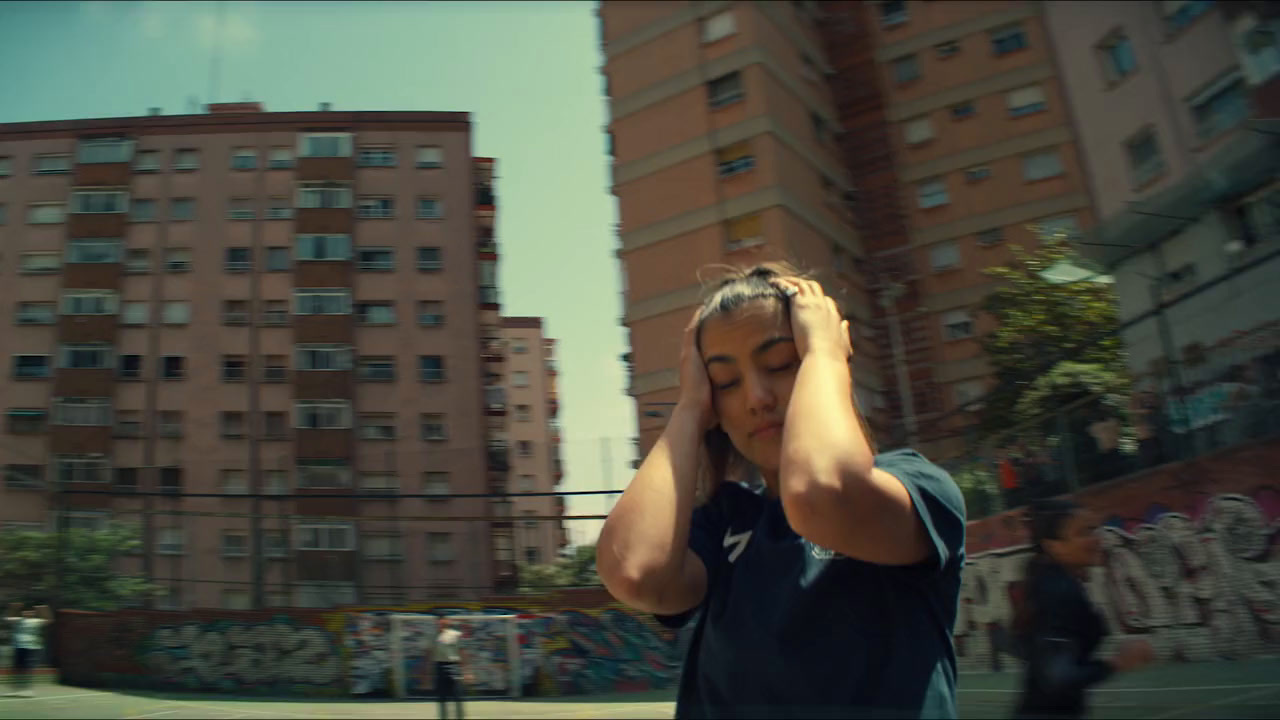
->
[773,278,852,362]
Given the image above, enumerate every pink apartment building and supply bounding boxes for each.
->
[0,103,518,609]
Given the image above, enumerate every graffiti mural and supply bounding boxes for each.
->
[144,616,343,693]
[544,608,682,695]
[345,612,391,695]
[955,491,1280,672]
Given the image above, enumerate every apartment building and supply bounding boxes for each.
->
[600,1,887,456]
[499,318,567,567]
[1041,0,1280,382]
[0,103,513,609]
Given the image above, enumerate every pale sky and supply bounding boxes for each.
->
[0,0,635,546]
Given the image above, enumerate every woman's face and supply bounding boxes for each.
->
[699,302,800,476]
[1044,510,1104,570]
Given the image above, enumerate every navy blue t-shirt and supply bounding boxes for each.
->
[657,449,966,719]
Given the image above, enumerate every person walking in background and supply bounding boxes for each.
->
[432,618,471,720]
[4,603,52,698]
[1013,500,1154,719]
[597,263,967,719]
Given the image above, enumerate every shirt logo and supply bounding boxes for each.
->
[808,541,845,560]
[723,529,753,563]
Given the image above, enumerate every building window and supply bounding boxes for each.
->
[1022,149,1064,181]
[418,355,446,382]
[220,470,248,495]
[1007,85,1047,117]
[59,343,112,370]
[515,405,532,422]
[363,532,402,558]
[878,0,907,26]
[0,156,8,176]
[164,248,192,272]
[416,197,443,219]
[356,302,396,326]
[518,440,534,457]
[726,213,763,251]
[20,252,61,274]
[296,400,352,430]
[421,413,448,441]
[951,101,976,120]
[160,355,185,380]
[953,379,986,410]
[77,138,135,164]
[125,249,150,273]
[1162,0,1213,34]
[417,246,443,271]
[964,166,992,183]
[173,149,199,170]
[52,399,111,427]
[297,182,352,209]
[935,40,960,59]
[296,523,354,551]
[167,198,194,221]
[27,202,66,224]
[356,196,395,219]
[220,411,246,438]
[7,410,47,435]
[929,242,961,272]
[357,356,396,382]
[903,116,934,146]
[416,146,444,168]
[357,247,394,271]
[32,154,71,175]
[230,148,257,170]
[417,301,445,327]
[512,341,528,354]
[220,589,251,610]
[134,150,161,172]
[268,147,294,169]
[976,228,1004,246]
[158,412,183,438]
[1098,31,1137,84]
[990,24,1028,55]
[15,302,56,325]
[225,247,253,272]
[126,198,155,222]
[296,234,351,261]
[428,532,454,563]
[1034,214,1081,242]
[356,146,397,167]
[113,467,138,493]
[260,355,288,384]
[297,461,352,491]
[266,246,291,271]
[916,178,949,209]
[1190,72,1249,141]
[1126,127,1165,187]
[263,473,289,498]
[294,289,352,315]
[62,290,118,316]
[71,190,128,214]
[161,301,191,325]
[54,454,110,484]
[227,198,255,220]
[892,55,919,84]
[358,413,397,440]
[941,309,975,340]
[222,355,248,382]
[13,355,52,379]
[265,196,293,220]
[118,355,143,380]
[701,9,736,43]
[66,238,122,264]
[512,371,530,388]
[263,411,288,438]
[360,474,399,497]
[222,300,250,325]
[715,142,755,177]
[6,463,45,488]
[299,133,352,158]
[424,472,450,499]
[296,344,353,371]
[707,71,744,108]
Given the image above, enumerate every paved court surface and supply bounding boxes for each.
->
[2,659,1278,719]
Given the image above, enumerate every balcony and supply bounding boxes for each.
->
[487,444,510,472]
[475,185,495,209]
[479,285,499,308]
[485,386,507,416]
[481,338,504,364]
[548,396,559,418]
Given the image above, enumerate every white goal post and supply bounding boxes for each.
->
[390,614,522,699]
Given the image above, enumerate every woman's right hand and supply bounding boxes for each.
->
[1110,638,1155,672]
[675,313,716,432]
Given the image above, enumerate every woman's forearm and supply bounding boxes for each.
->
[779,352,874,497]
[596,405,704,607]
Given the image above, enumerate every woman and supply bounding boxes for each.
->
[1013,499,1154,719]
[597,264,966,719]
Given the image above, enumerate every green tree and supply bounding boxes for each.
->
[978,237,1129,439]
[517,544,599,594]
[0,523,156,610]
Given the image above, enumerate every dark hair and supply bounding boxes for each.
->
[1013,498,1082,642]
[691,262,874,501]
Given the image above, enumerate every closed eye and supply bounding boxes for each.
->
[768,362,795,373]
[714,379,740,391]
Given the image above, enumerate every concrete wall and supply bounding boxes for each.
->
[957,438,1280,672]
[55,588,681,698]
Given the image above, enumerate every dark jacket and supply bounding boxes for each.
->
[1015,559,1113,719]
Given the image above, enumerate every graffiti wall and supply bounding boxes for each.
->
[957,439,1280,672]
[58,590,681,698]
